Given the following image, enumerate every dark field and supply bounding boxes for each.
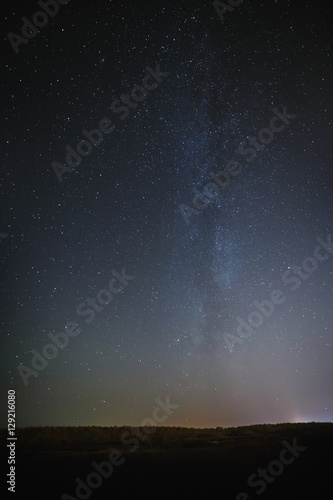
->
[1,422,332,498]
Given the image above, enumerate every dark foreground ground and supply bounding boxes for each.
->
[1,422,332,499]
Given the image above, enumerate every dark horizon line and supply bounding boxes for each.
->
[3,421,333,431]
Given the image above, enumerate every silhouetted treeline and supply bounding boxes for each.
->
[1,422,332,451]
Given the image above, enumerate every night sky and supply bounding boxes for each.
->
[1,0,333,428]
